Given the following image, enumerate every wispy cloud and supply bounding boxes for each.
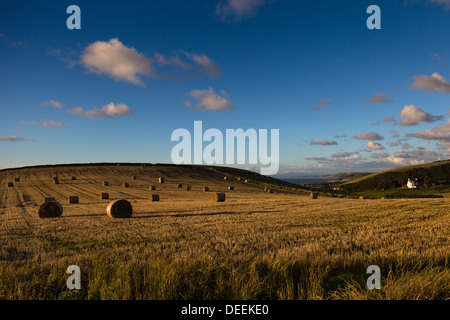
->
[411,72,450,94]
[310,140,338,146]
[0,135,34,142]
[399,105,444,126]
[81,38,154,86]
[353,132,384,140]
[68,102,133,118]
[41,100,65,108]
[215,0,270,21]
[391,130,399,138]
[363,93,393,104]
[179,51,222,78]
[372,152,390,159]
[305,157,328,161]
[184,87,235,111]
[384,116,397,123]
[0,33,24,47]
[20,120,66,129]
[430,0,450,9]
[431,53,441,64]
[311,99,332,111]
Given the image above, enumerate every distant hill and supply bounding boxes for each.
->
[310,172,373,181]
[341,160,450,192]
[0,162,308,194]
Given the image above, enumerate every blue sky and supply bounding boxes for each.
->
[1,0,449,175]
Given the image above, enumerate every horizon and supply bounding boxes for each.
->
[1,0,450,174]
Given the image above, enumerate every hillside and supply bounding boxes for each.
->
[341,159,450,192]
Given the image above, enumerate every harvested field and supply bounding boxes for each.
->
[0,164,448,300]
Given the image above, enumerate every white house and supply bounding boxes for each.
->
[407,178,418,189]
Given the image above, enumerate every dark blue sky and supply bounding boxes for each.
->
[1,0,449,175]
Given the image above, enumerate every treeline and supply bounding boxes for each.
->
[342,161,450,192]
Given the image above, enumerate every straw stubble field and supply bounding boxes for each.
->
[0,165,448,299]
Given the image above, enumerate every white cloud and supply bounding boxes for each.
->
[367,141,385,150]
[310,140,338,146]
[81,38,153,86]
[399,105,444,126]
[405,119,450,142]
[388,149,442,165]
[353,132,384,140]
[80,39,221,85]
[411,72,450,94]
[311,99,332,111]
[363,93,392,104]
[332,152,353,158]
[0,135,34,141]
[42,100,64,108]
[185,87,235,111]
[68,102,133,118]
[216,0,269,20]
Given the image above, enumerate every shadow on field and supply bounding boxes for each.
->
[133,209,281,219]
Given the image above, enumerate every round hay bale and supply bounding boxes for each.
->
[359,195,367,200]
[38,201,63,218]
[310,192,318,199]
[131,176,136,180]
[53,179,60,184]
[245,180,248,183]
[7,182,14,187]
[68,196,79,204]
[224,177,228,180]
[106,199,132,219]
[100,193,109,200]
[267,188,273,194]
[212,193,226,202]
[159,177,164,183]
[381,197,385,200]
[44,197,56,202]
[264,187,268,192]
[14,177,20,182]
[228,186,234,190]
[186,186,191,190]
[123,182,129,188]
[150,194,159,201]
[203,187,209,192]
[71,176,77,180]
[177,183,183,188]
[237,177,242,181]
[150,185,156,190]
[103,181,109,186]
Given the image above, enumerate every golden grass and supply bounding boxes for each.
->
[0,165,448,300]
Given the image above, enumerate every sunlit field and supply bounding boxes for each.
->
[0,165,448,300]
